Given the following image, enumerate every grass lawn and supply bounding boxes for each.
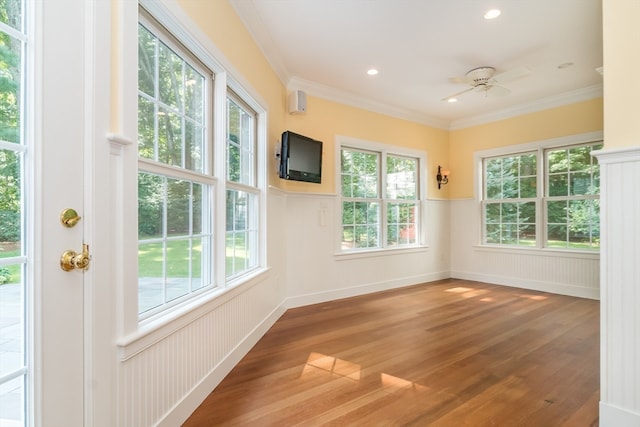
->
[138,235,248,278]
[0,246,21,284]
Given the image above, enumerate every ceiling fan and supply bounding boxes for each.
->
[442,65,530,101]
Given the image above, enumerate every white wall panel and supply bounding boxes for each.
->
[283,194,451,308]
[450,199,600,299]
[596,147,640,426]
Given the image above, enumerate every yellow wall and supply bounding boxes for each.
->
[283,96,449,197]
[449,98,603,199]
[173,0,449,197]
[176,0,287,187]
[603,0,640,148]
[170,1,603,201]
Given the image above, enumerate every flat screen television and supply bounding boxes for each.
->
[278,130,323,184]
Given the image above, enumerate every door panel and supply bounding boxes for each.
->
[36,0,87,425]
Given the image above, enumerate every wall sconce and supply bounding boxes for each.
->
[437,165,449,189]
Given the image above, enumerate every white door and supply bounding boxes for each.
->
[0,0,110,425]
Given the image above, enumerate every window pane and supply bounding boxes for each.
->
[386,156,417,200]
[138,96,155,159]
[226,189,258,278]
[191,237,206,291]
[0,376,24,426]
[227,97,255,185]
[158,41,183,111]
[519,176,537,198]
[0,33,21,144]
[342,202,379,249]
[486,224,500,244]
[0,150,21,251]
[185,121,204,172]
[519,154,536,176]
[138,241,164,313]
[547,200,567,224]
[386,202,417,246]
[138,21,207,173]
[137,173,212,315]
[483,201,535,246]
[341,149,379,199]
[158,108,183,167]
[485,153,536,200]
[485,203,501,224]
[166,239,190,302]
[548,174,568,197]
[138,25,156,97]
[138,173,164,239]
[166,179,190,237]
[570,172,590,195]
[547,224,568,248]
[184,63,204,123]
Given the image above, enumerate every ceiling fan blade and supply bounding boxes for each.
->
[441,86,475,101]
[491,65,531,84]
[480,85,510,97]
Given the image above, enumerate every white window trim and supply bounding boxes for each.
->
[473,130,604,252]
[335,135,429,256]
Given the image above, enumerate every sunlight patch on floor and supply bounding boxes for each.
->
[301,352,361,381]
[445,287,490,299]
[520,294,548,301]
[380,373,429,394]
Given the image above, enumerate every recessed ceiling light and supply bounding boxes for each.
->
[483,9,501,20]
[447,98,458,103]
[367,69,379,76]
[558,62,574,69]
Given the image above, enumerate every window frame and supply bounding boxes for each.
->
[476,131,603,252]
[336,136,427,255]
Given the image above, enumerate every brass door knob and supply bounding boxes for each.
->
[60,244,91,271]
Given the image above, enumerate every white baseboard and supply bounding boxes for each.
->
[284,271,451,309]
[600,402,640,427]
[450,270,600,300]
[155,303,288,427]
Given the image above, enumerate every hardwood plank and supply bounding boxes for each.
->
[183,279,599,426]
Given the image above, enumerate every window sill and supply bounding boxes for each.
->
[117,266,272,360]
[335,245,429,261]
[473,244,600,259]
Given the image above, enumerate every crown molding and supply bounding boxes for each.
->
[288,77,603,132]
[287,77,451,130]
[448,84,603,130]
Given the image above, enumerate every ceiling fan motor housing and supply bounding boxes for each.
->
[466,66,496,86]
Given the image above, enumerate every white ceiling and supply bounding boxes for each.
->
[229,0,603,129]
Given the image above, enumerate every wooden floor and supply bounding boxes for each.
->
[184,279,599,426]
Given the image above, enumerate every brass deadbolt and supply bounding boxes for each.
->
[60,208,82,228]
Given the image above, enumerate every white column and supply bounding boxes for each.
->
[594,147,640,426]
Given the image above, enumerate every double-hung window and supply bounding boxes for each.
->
[545,144,601,249]
[481,139,602,250]
[340,144,421,251]
[136,10,264,319]
[137,14,214,317]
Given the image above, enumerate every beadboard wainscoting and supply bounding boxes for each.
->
[450,198,600,299]
[282,193,451,308]
[115,188,288,427]
[595,147,640,427]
